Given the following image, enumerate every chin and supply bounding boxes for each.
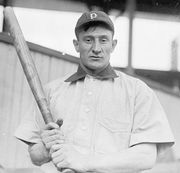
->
[88,65,104,71]
[88,62,106,70]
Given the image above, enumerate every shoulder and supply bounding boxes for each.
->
[115,70,154,94]
[115,70,138,84]
[43,74,71,97]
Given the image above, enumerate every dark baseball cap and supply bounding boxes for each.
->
[75,11,114,36]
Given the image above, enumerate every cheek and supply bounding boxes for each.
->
[79,46,91,55]
[79,42,91,50]
[81,47,89,53]
[79,46,90,62]
[104,46,113,55]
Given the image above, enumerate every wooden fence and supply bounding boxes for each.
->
[0,33,180,172]
[0,33,78,168]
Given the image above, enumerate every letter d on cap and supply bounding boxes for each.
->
[90,13,97,19]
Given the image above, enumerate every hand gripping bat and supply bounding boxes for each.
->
[4,7,75,173]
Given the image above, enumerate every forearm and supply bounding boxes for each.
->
[86,144,157,173]
[27,122,62,166]
[28,142,51,166]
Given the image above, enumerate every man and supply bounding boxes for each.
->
[15,11,174,173]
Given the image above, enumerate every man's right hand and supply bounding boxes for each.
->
[40,122,65,150]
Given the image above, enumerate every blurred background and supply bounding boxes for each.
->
[0,0,180,172]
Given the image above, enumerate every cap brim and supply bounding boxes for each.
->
[75,20,114,33]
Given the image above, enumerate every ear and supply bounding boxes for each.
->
[111,39,117,53]
[73,39,80,53]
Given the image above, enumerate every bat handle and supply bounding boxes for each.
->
[61,169,75,173]
[56,119,76,173]
[56,119,63,127]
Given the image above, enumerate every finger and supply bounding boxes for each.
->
[48,139,65,149]
[57,161,68,169]
[41,129,61,138]
[52,153,65,165]
[46,140,62,149]
[50,144,62,155]
[51,144,63,151]
[51,147,64,158]
[41,130,65,143]
[41,132,64,146]
[45,134,62,141]
[56,139,65,144]
[49,146,54,155]
[44,122,59,130]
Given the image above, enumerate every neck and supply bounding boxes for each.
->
[80,61,109,76]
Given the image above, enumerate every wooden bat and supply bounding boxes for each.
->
[4,7,53,124]
[4,7,74,173]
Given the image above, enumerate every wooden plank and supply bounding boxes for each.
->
[0,33,79,65]
[13,64,35,168]
[0,43,10,161]
[0,43,35,168]
[48,56,77,82]
[0,45,17,167]
[5,48,27,168]
[48,57,59,81]
[14,85,35,168]
[0,43,9,129]
[32,52,50,85]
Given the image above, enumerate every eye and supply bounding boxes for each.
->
[100,38,108,43]
[84,37,92,43]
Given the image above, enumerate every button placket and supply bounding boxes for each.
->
[81,125,88,130]
[75,75,98,150]
[85,107,90,113]
[87,91,92,96]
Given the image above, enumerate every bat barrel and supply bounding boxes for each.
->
[3,7,53,124]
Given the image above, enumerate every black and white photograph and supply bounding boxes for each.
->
[0,0,180,173]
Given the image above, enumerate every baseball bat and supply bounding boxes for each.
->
[4,7,74,173]
[4,7,53,124]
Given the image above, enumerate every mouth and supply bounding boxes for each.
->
[89,56,102,60]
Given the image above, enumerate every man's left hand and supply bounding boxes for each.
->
[50,143,89,172]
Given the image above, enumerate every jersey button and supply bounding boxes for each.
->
[81,125,87,130]
[85,108,90,113]
[87,91,92,96]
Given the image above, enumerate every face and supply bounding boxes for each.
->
[73,26,117,71]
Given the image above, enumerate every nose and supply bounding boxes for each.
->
[92,41,101,54]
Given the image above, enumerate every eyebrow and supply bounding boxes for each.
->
[83,34,109,38]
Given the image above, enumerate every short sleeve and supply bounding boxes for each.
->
[14,81,59,144]
[14,102,46,144]
[130,79,175,154]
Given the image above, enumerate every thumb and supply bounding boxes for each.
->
[44,122,59,130]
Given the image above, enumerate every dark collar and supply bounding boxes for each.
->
[65,64,118,82]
